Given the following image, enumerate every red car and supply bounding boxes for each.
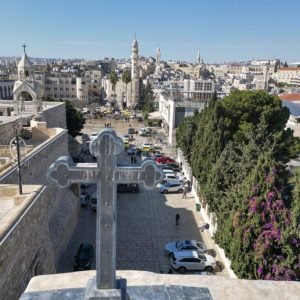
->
[155,156,176,164]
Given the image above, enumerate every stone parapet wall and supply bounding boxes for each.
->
[0,185,56,300]
[0,130,68,185]
[20,270,300,300]
[42,102,66,129]
[177,148,236,279]
[0,130,80,274]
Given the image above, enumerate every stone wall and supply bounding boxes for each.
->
[0,185,56,300]
[177,148,236,279]
[42,102,66,129]
[0,130,80,267]
[0,119,19,145]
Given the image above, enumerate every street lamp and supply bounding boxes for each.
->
[11,121,23,194]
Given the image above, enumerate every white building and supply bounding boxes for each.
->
[182,79,214,102]
[159,80,215,146]
[0,80,14,99]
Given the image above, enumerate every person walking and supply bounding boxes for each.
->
[131,156,134,164]
[182,183,188,199]
[175,213,180,225]
[199,223,210,232]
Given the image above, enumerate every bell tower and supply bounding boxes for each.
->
[17,44,33,81]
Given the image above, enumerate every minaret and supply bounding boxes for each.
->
[196,49,201,65]
[130,36,140,108]
[263,64,269,91]
[131,36,139,79]
[155,47,161,76]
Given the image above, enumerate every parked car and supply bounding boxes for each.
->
[81,134,90,142]
[90,132,98,141]
[128,128,135,134]
[90,192,97,211]
[170,250,216,273]
[164,173,185,182]
[137,116,143,122]
[157,180,183,194]
[117,183,140,193]
[163,163,182,172]
[74,243,94,271]
[155,157,176,165]
[127,148,137,155]
[80,194,89,208]
[165,240,206,256]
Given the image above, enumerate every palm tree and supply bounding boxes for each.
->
[122,69,131,109]
[109,70,119,106]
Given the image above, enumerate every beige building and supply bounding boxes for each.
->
[275,67,300,85]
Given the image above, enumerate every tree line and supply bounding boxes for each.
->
[176,90,300,280]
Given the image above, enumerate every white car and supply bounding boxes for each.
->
[170,251,216,273]
[157,180,183,194]
[90,132,98,141]
[163,172,185,182]
[165,240,206,255]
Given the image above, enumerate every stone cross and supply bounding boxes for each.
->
[47,129,163,291]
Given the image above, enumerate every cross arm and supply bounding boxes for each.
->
[114,158,163,189]
[47,156,100,189]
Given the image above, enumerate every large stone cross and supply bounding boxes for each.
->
[47,129,163,291]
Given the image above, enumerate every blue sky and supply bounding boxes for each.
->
[1,0,299,63]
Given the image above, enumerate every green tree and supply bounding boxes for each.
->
[65,100,85,137]
[177,90,300,280]
[122,69,131,109]
[142,82,155,116]
[109,70,119,101]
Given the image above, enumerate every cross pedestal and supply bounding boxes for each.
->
[47,129,163,299]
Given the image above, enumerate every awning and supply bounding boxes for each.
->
[148,111,162,120]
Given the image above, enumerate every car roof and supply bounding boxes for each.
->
[183,240,197,246]
[173,250,198,258]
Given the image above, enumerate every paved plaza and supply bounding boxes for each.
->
[57,118,228,275]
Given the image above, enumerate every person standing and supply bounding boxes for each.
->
[134,156,137,164]
[175,214,180,225]
[131,156,134,164]
[182,184,188,199]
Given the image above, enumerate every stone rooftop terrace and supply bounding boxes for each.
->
[21,270,300,300]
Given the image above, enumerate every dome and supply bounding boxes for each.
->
[17,53,32,69]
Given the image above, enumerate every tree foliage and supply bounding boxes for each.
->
[109,70,119,97]
[176,90,300,280]
[65,100,85,137]
[142,82,155,115]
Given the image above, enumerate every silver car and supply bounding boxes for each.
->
[170,251,216,273]
[165,240,206,256]
[157,180,183,194]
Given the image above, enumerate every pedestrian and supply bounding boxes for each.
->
[135,131,138,136]
[182,184,188,199]
[131,156,134,164]
[129,123,131,127]
[175,213,180,225]
[199,223,210,232]
[134,156,137,164]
